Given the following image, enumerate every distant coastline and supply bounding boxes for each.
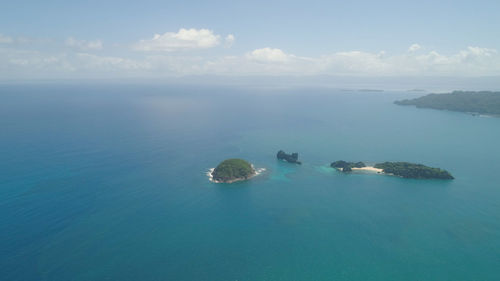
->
[358,89,384,92]
[406,89,426,92]
[395,91,500,116]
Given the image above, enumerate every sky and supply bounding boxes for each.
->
[1,0,500,82]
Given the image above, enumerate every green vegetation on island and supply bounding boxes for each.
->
[374,162,454,179]
[395,91,500,115]
[330,161,366,172]
[209,156,454,183]
[277,150,302,164]
[211,159,256,183]
[330,160,453,179]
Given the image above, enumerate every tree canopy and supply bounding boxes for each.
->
[330,160,366,172]
[212,159,256,182]
[374,162,454,179]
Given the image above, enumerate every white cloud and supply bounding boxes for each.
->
[66,37,103,50]
[408,44,422,52]
[246,48,293,63]
[0,34,14,44]
[224,34,235,48]
[459,46,496,60]
[134,28,224,51]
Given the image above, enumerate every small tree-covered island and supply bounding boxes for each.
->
[331,160,454,179]
[210,159,256,183]
[330,160,366,172]
[277,150,302,164]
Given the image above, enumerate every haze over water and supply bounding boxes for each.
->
[1,84,500,281]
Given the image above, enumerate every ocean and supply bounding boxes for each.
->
[1,84,500,281]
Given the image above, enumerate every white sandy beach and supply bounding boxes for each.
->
[351,166,384,173]
[334,166,384,173]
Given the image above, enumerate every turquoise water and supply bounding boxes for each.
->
[1,84,500,280]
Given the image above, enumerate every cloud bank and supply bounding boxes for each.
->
[0,34,13,44]
[1,28,500,80]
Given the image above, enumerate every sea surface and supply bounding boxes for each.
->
[1,84,500,281]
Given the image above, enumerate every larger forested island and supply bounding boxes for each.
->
[395,91,500,115]
[374,162,454,179]
[211,159,256,183]
[331,160,454,179]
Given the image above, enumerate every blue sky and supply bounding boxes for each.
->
[1,0,500,80]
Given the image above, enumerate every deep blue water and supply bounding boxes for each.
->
[1,84,500,281]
